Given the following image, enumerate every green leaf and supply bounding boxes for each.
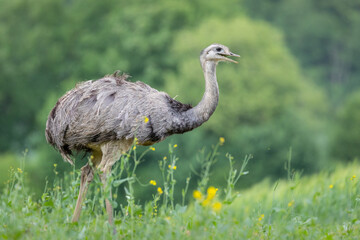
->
[112,177,133,187]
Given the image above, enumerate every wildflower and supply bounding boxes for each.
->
[150,147,155,151]
[168,164,177,170]
[258,214,265,221]
[157,187,163,195]
[202,199,210,206]
[53,164,57,167]
[206,186,218,200]
[133,146,136,150]
[152,205,158,216]
[329,184,334,189]
[135,137,139,144]
[288,200,295,207]
[173,144,178,148]
[149,180,157,186]
[193,190,203,200]
[219,137,225,145]
[212,202,222,212]
[17,168,23,174]
[351,175,356,181]
[163,156,167,160]
[90,155,94,160]
[144,116,149,123]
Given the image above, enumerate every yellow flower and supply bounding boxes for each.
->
[90,155,94,160]
[163,156,167,160]
[206,186,218,200]
[157,187,163,195]
[193,190,202,200]
[288,200,295,207]
[144,116,149,123]
[219,137,225,145]
[212,202,222,212]
[168,165,177,170]
[329,184,334,189]
[202,199,210,206]
[150,147,155,151]
[351,175,356,181]
[53,164,57,167]
[173,144,178,148]
[149,180,157,186]
[133,146,136,150]
[258,214,265,221]
[17,168,23,174]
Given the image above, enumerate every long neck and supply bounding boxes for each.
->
[182,61,219,129]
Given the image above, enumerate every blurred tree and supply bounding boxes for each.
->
[332,90,360,161]
[0,0,67,151]
[243,0,360,106]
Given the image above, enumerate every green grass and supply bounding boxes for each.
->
[1,143,360,239]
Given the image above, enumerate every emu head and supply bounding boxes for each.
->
[200,43,240,66]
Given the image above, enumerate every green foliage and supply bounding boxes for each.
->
[0,153,19,189]
[1,145,359,239]
[332,90,360,161]
[243,0,360,103]
[0,0,67,151]
[226,111,327,186]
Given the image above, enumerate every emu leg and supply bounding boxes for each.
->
[72,163,94,222]
[98,140,132,230]
[100,169,115,226]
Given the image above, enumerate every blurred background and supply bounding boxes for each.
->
[1,0,360,202]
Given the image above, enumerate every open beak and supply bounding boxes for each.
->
[220,52,240,64]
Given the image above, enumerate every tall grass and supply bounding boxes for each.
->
[1,141,359,239]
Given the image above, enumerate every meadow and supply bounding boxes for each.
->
[1,142,359,240]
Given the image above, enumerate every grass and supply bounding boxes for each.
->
[1,141,360,239]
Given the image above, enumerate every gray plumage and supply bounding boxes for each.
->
[46,72,193,164]
[45,43,239,225]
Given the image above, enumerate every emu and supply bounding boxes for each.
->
[45,43,239,224]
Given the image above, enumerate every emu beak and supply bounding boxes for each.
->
[221,52,240,63]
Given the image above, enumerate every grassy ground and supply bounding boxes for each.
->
[1,143,359,239]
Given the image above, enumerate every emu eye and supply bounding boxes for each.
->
[216,47,222,52]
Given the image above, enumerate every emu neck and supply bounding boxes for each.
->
[187,61,219,128]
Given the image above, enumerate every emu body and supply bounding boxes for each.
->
[45,43,239,224]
